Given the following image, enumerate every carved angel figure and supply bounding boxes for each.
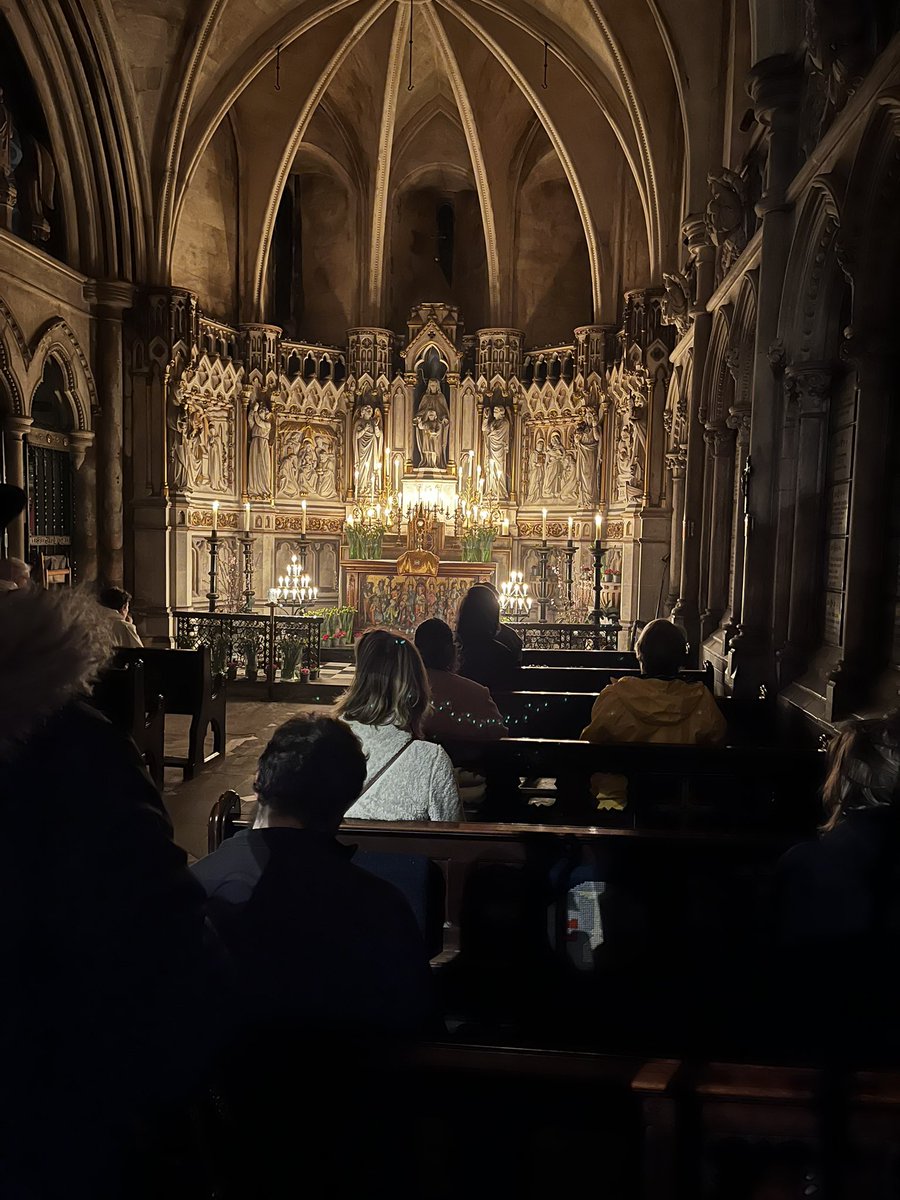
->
[661,271,693,337]
[207,421,226,492]
[313,434,337,499]
[574,408,601,509]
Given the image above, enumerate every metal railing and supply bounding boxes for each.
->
[505,620,621,651]
[174,610,322,682]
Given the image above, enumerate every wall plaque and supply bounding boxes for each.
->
[830,386,857,431]
[823,590,844,647]
[825,537,846,591]
[827,425,854,483]
[826,482,850,537]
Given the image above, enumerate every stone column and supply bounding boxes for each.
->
[730,53,803,698]
[784,365,832,672]
[2,415,32,558]
[68,430,97,582]
[84,280,135,587]
[723,409,751,640]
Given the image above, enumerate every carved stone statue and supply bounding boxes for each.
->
[170,411,191,492]
[527,435,546,503]
[248,400,273,497]
[574,408,601,509]
[313,433,337,499]
[0,88,17,225]
[615,411,646,505]
[207,420,226,492]
[544,430,570,499]
[353,403,383,496]
[661,271,693,337]
[414,379,450,470]
[705,168,747,277]
[481,404,510,499]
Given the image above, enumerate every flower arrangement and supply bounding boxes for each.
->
[318,606,357,646]
[279,636,305,680]
[346,522,384,561]
[459,526,495,563]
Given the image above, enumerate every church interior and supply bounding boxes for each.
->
[3,0,900,1195]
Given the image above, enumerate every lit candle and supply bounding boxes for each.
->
[595,512,603,544]
[354,465,360,494]
[301,500,307,536]
[244,501,251,532]
[541,508,547,541]
[457,465,463,490]
[502,517,510,536]
[567,516,573,543]
[211,500,219,531]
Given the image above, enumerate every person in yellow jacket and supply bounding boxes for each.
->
[581,619,727,809]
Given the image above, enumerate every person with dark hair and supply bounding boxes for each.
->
[455,584,519,692]
[472,582,523,664]
[415,617,507,742]
[580,619,725,808]
[776,713,900,1060]
[192,714,436,1036]
[99,584,143,647]
[337,628,462,821]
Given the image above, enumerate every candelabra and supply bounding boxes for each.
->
[206,529,220,613]
[562,536,577,607]
[240,534,256,611]
[588,537,606,624]
[268,555,318,614]
[533,542,557,623]
[499,571,533,619]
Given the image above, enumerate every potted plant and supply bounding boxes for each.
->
[279,637,304,681]
[226,658,239,683]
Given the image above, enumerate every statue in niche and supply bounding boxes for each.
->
[20,134,55,243]
[353,403,383,496]
[314,433,337,499]
[0,89,15,203]
[207,420,226,492]
[544,430,570,499]
[481,404,510,499]
[615,412,646,505]
[414,379,450,470]
[527,434,546,503]
[574,408,601,509]
[705,168,747,277]
[248,399,273,498]
[170,410,191,491]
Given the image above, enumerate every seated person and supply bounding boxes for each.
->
[472,582,523,664]
[455,585,519,692]
[192,714,436,1038]
[0,556,32,592]
[415,617,507,743]
[776,713,900,1061]
[98,586,143,647]
[580,619,726,808]
[337,628,463,822]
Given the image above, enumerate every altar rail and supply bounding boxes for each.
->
[174,611,322,682]
[505,621,621,651]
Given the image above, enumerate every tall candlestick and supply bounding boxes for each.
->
[541,508,547,542]
[211,500,219,531]
[595,512,603,544]
[301,499,307,535]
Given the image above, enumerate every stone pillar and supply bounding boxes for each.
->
[783,365,833,673]
[85,280,135,587]
[723,409,751,639]
[475,329,524,382]
[68,430,97,582]
[2,415,32,558]
[730,53,803,698]
[347,328,393,380]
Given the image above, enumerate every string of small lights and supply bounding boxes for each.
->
[431,695,577,731]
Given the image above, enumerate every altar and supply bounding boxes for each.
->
[343,558,494,634]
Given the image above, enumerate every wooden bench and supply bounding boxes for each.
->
[521,648,638,668]
[472,737,826,828]
[115,645,226,779]
[90,660,166,789]
[512,661,714,694]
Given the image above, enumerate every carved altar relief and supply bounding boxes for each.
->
[524,422,577,503]
[276,422,340,500]
[167,354,242,495]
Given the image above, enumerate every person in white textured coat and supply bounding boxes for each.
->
[338,628,463,823]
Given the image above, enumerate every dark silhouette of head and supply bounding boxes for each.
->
[99,587,131,616]
[415,618,456,672]
[254,714,367,833]
[635,619,688,677]
[456,585,500,644]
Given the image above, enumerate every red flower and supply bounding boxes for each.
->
[300,667,310,676]
[335,629,345,638]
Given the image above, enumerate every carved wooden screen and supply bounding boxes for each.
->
[821,376,856,649]
[26,441,73,563]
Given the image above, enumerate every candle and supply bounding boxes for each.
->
[567,516,573,542]
[541,508,547,541]
[354,465,360,493]
[211,500,219,531]
[301,500,307,535]
[244,502,251,532]
[502,517,510,536]
[457,465,463,489]
[595,512,603,543]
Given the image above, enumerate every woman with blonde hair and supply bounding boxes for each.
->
[338,628,463,822]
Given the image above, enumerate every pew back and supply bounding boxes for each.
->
[513,661,714,694]
[521,648,638,668]
[91,660,165,789]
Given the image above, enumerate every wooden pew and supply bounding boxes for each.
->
[473,737,826,829]
[90,660,166,790]
[115,645,226,779]
[512,661,714,694]
[521,648,638,668]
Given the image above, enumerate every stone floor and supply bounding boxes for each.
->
[163,701,335,862]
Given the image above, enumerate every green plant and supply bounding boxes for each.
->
[460,528,495,563]
[279,636,304,678]
[346,524,384,560]
[208,634,229,677]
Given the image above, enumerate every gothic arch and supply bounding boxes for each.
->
[28,320,96,432]
[780,174,846,363]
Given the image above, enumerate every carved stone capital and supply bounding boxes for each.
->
[665,448,687,477]
[726,407,752,445]
[767,339,786,372]
[67,429,95,469]
[784,363,833,415]
[747,53,804,128]
[83,279,136,316]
